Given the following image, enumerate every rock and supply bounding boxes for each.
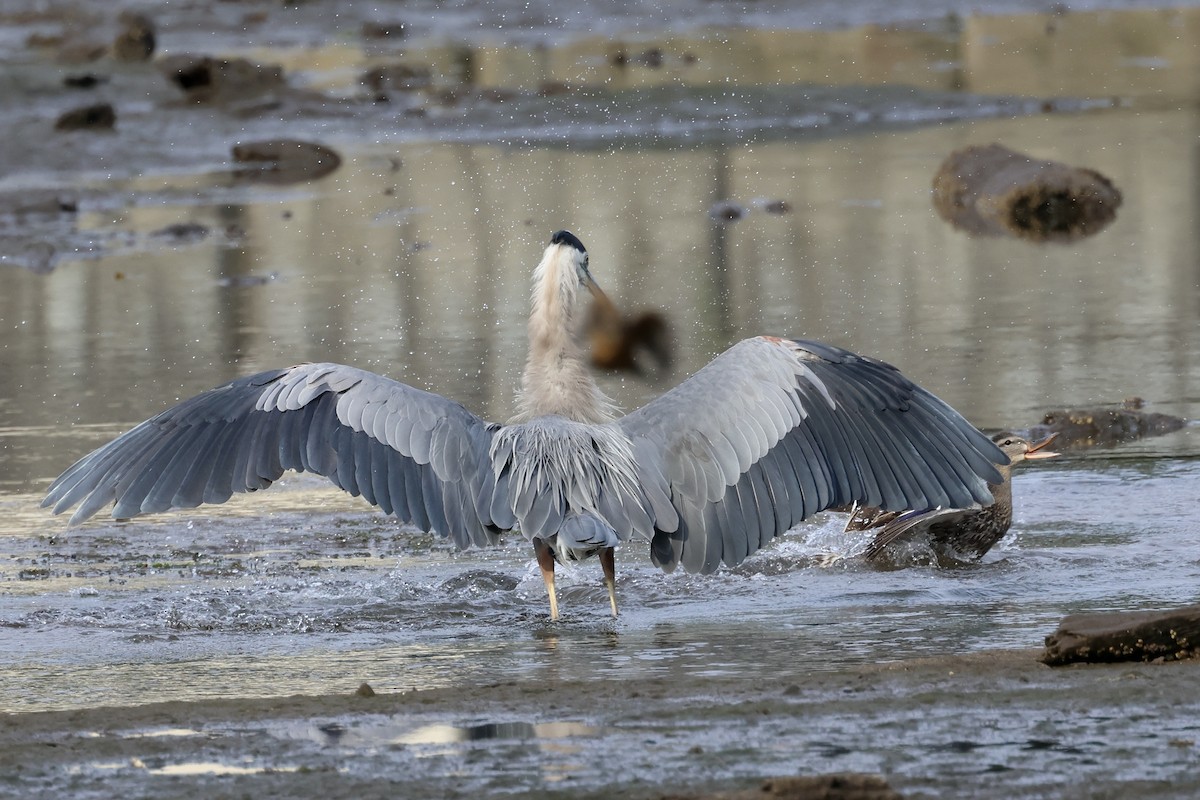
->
[216,271,281,288]
[932,143,1122,242]
[361,63,433,93]
[1028,399,1188,449]
[610,46,668,68]
[362,21,407,39]
[231,139,341,184]
[158,54,285,106]
[1042,605,1200,666]
[708,200,747,222]
[55,40,108,65]
[149,222,210,244]
[63,73,108,89]
[0,239,56,274]
[0,190,79,217]
[537,81,574,97]
[756,198,792,214]
[113,12,155,62]
[54,103,115,131]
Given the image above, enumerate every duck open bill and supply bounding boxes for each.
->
[1024,432,1060,459]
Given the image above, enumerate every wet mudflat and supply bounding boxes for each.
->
[4,648,1200,799]
[3,1,1200,798]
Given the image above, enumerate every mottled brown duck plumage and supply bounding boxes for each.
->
[846,432,1059,562]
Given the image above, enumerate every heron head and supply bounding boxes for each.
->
[549,229,612,307]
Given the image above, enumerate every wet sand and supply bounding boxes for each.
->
[4,648,1198,798]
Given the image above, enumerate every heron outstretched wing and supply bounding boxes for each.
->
[42,363,509,547]
[619,336,1006,574]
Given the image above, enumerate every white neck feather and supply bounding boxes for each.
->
[513,244,616,424]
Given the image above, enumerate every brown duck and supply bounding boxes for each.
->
[846,432,1059,562]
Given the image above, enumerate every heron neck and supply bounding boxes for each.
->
[514,249,615,424]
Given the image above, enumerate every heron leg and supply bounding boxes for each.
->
[599,546,617,618]
[533,539,559,621]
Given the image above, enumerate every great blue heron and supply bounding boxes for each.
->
[847,432,1058,562]
[43,230,1007,620]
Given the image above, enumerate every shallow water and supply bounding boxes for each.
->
[3,3,1200,797]
[4,454,1199,717]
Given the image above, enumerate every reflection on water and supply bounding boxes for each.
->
[75,759,303,777]
[124,728,205,739]
[270,7,1200,102]
[5,104,1197,494]
[5,10,1200,493]
[391,720,598,746]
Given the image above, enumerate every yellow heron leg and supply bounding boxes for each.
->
[599,546,617,618]
[534,539,559,621]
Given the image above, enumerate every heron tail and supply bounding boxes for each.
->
[555,513,619,562]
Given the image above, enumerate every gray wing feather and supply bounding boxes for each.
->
[760,445,800,528]
[630,438,679,531]
[747,477,771,549]
[824,375,914,507]
[861,506,974,560]
[745,466,773,550]
[621,337,1005,574]
[403,458,431,531]
[487,467,517,529]
[781,424,828,515]
[43,363,507,547]
[718,484,749,568]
